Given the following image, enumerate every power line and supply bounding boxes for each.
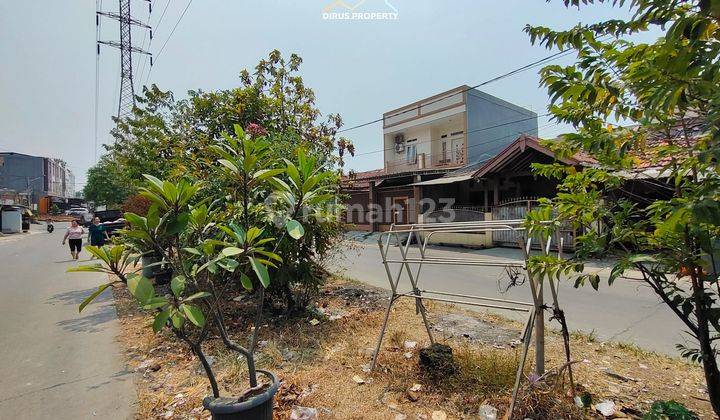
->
[135,0,153,92]
[381,119,562,170]
[338,48,575,134]
[138,0,170,85]
[350,112,553,158]
[153,0,172,32]
[94,0,102,163]
[146,0,193,84]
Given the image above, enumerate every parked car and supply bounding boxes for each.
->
[93,209,126,236]
[66,207,93,224]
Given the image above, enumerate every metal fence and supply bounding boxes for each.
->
[492,198,575,250]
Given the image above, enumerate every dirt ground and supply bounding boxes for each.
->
[112,279,714,419]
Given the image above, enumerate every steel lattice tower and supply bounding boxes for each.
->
[97,0,152,118]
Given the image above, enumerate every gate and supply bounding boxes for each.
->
[492,198,575,250]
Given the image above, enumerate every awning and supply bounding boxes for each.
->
[410,175,472,186]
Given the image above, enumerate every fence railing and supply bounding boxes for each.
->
[385,152,466,174]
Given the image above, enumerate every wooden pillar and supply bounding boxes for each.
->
[483,181,489,208]
[492,177,500,206]
[368,181,378,232]
[413,184,422,224]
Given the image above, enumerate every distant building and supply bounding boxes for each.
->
[0,152,75,205]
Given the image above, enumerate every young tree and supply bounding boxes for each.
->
[83,157,134,207]
[525,1,720,415]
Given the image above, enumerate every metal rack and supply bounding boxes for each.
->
[370,219,561,416]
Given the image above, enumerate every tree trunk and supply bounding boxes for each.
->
[690,267,720,417]
[699,329,720,416]
[695,295,720,416]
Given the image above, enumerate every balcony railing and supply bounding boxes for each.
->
[385,151,465,174]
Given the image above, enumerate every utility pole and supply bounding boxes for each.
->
[97,0,152,118]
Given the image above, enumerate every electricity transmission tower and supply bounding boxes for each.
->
[97,0,152,118]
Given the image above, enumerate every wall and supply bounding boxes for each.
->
[0,153,45,202]
[384,88,464,128]
[384,125,433,169]
[465,90,538,164]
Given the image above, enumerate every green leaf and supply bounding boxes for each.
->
[142,296,169,310]
[166,212,190,235]
[184,291,211,302]
[153,309,171,333]
[79,283,110,313]
[171,311,185,329]
[182,247,203,256]
[254,168,285,180]
[218,159,239,174]
[181,304,205,327]
[123,212,148,229]
[222,246,244,257]
[127,275,154,304]
[285,219,305,240]
[143,174,165,192]
[240,272,253,291]
[249,257,270,288]
[171,275,186,298]
[67,264,107,273]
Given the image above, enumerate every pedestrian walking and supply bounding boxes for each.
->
[62,220,85,260]
[88,217,110,247]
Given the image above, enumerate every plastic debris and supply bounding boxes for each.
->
[290,406,318,420]
[478,404,498,420]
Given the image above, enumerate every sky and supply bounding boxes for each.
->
[0,1,662,189]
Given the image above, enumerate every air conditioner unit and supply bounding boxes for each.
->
[394,134,405,153]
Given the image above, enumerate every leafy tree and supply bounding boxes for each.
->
[106,50,354,185]
[71,127,315,408]
[95,51,351,310]
[525,1,720,415]
[83,157,134,207]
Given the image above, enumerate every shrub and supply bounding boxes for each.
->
[122,194,152,216]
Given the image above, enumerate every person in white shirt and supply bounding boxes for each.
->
[62,220,85,260]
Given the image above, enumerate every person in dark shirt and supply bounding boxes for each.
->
[88,217,110,247]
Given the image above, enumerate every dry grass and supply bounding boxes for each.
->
[112,280,715,419]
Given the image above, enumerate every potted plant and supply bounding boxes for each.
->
[71,127,308,419]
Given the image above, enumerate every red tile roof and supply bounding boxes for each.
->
[341,168,385,189]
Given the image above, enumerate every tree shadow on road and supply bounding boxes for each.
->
[55,303,118,333]
[85,369,134,391]
[48,288,118,333]
[47,287,112,306]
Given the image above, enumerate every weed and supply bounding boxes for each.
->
[438,344,519,395]
[389,328,409,349]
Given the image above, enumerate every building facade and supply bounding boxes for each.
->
[0,152,75,205]
[344,86,538,231]
[382,86,537,174]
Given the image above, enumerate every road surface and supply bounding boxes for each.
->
[0,223,134,419]
[332,236,693,356]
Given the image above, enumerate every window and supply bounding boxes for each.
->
[406,143,417,163]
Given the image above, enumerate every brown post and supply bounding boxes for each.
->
[492,177,500,206]
[413,176,422,224]
[369,181,378,232]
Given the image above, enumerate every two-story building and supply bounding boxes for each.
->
[343,86,538,231]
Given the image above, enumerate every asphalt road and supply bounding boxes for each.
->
[332,237,694,356]
[0,223,134,419]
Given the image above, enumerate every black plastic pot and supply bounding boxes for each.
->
[203,370,279,420]
[141,254,172,285]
